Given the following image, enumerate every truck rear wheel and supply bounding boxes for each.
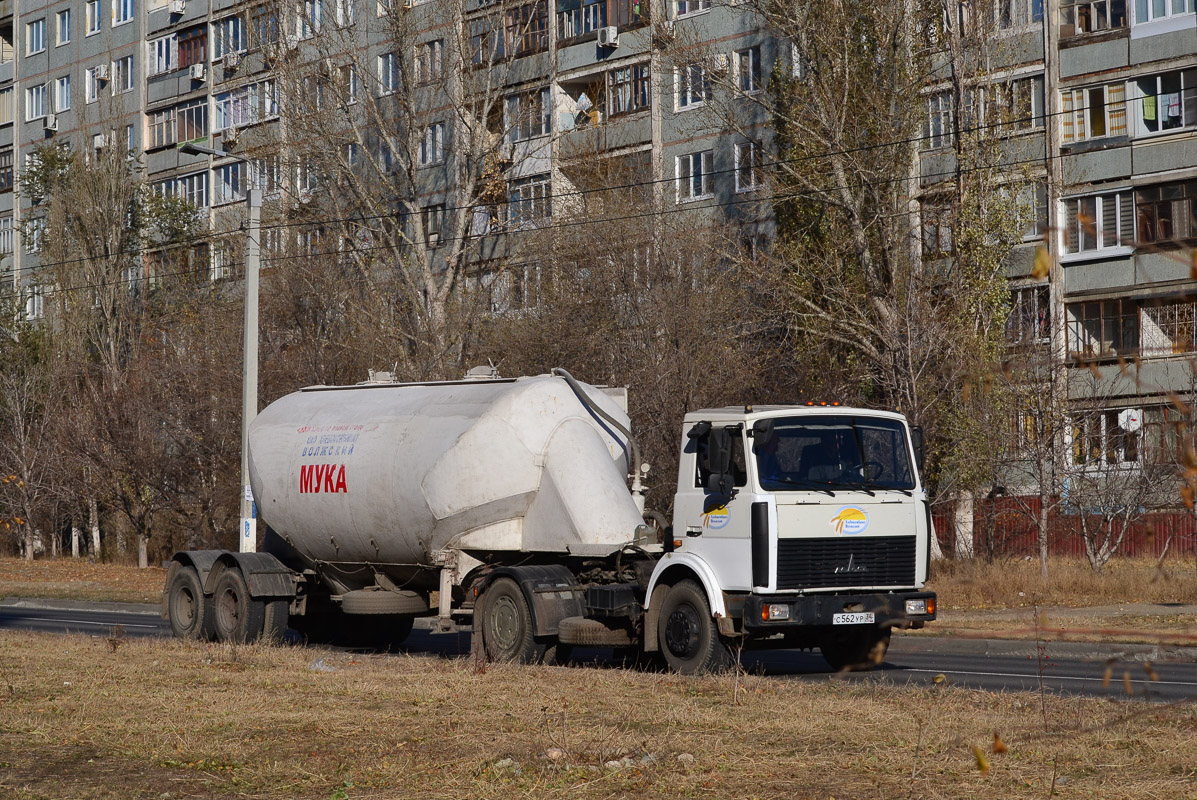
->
[820,625,891,671]
[479,577,545,664]
[261,598,290,644]
[657,580,732,675]
[167,566,212,640]
[212,567,266,644]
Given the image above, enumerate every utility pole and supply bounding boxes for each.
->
[179,142,261,552]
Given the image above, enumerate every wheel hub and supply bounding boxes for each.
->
[664,605,701,658]
[489,595,520,651]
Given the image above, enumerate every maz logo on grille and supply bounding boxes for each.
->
[833,554,869,574]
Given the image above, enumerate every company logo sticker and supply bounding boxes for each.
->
[830,506,869,534]
[703,506,730,530]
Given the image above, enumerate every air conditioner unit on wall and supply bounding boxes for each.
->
[189,63,206,81]
[710,53,729,73]
[597,26,619,47]
[223,51,241,70]
[224,126,239,144]
[43,114,57,132]
[95,63,109,81]
[170,0,186,13]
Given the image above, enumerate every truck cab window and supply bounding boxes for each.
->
[694,427,748,489]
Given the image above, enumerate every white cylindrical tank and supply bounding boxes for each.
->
[247,375,645,582]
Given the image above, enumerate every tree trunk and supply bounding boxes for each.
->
[138,533,148,569]
[1037,493,1050,581]
[71,520,81,557]
[954,491,975,559]
[89,497,101,561]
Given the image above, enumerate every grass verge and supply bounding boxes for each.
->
[1,631,1195,799]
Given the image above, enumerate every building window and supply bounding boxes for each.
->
[675,0,710,16]
[1062,83,1127,142]
[378,52,398,94]
[25,85,46,121]
[250,5,280,47]
[27,20,46,55]
[0,216,12,254]
[1141,297,1197,356]
[213,15,247,58]
[178,26,207,69]
[991,0,1046,27]
[335,0,355,25]
[151,99,208,148]
[1062,0,1128,33]
[1006,285,1051,344]
[1142,405,1183,463]
[415,40,442,84]
[298,0,323,39]
[677,63,711,109]
[25,285,44,320]
[1067,299,1137,359]
[735,46,762,94]
[25,219,45,254]
[340,65,358,104]
[113,55,134,93]
[56,10,71,45]
[924,91,953,148]
[0,89,12,125]
[86,67,103,103]
[734,140,762,192]
[0,151,12,193]
[1134,70,1197,135]
[177,172,209,208]
[423,204,444,246]
[1063,191,1133,254]
[1135,180,1197,243]
[505,2,549,56]
[216,84,265,129]
[216,162,246,205]
[113,0,134,25]
[983,75,1045,134]
[609,63,650,115]
[676,150,713,201]
[86,1,101,35]
[1070,409,1140,467]
[506,173,551,226]
[921,200,954,257]
[150,35,177,76]
[54,75,70,112]
[420,122,445,166]
[506,88,551,141]
[1133,0,1195,24]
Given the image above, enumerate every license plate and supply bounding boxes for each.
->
[833,612,875,625]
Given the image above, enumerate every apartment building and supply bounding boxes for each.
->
[0,0,775,321]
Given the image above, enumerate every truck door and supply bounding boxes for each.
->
[673,423,754,591]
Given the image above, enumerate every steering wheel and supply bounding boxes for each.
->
[859,460,885,481]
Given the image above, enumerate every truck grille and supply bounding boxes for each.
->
[775,536,916,590]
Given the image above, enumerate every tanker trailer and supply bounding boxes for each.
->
[163,369,937,673]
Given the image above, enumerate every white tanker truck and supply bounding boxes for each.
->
[163,369,937,673]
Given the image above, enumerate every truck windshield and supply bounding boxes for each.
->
[753,416,916,492]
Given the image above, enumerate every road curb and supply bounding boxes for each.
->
[892,633,1197,663]
[0,596,161,616]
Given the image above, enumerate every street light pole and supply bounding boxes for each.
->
[179,142,261,553]
[240,188,262,553]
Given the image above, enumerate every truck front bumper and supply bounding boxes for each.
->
[739,590,937,632]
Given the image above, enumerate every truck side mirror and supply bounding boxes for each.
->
[911,426,926,474]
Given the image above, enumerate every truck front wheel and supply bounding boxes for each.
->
[479,577,545,664]
[657,580,733,675]
[212,567,266,644]
[820,625,891,671]
[167,566,212,640]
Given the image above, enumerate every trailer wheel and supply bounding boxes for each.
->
[479,578,545,664]
[167,567,212,640]
[657,580,732,675]
[820,625,891,672]
[212,567,266,644]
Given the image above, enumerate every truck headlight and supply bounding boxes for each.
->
[905,599,928,615]
[761,603,790,621]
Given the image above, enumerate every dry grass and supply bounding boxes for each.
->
[0,557,166,604]
[1,631,1195,800]
[927,556,1197,611]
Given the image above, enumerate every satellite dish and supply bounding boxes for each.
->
[1118,408,1142,432]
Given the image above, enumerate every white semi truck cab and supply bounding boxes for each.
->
[163,372,936,674]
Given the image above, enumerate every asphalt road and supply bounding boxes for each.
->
[3,599,1195,702]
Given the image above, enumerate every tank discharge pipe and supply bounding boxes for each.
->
[551,367,649,515]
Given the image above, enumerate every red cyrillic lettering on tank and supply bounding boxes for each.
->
[299,465,314,493]
[334,464,347,493]
[323,464,336,492]
[299,464,347,494]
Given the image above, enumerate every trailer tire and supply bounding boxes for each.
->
[212,567,266,644]
[657,580,733,675]
[261,598,290,644]
[479,577,545,664]
[167,567,212,640]
[820,625,891,672]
